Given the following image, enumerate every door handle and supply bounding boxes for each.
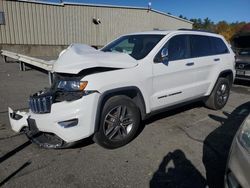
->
[214,58,220,62]
[186,62,194,66]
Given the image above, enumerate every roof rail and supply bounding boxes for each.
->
[178,28,216,34]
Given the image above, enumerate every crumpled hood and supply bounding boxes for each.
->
[53,44,138,74]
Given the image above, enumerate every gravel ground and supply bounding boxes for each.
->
[0,57,249,188]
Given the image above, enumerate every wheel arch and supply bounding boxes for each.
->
[205,69,234,97]
[218,69,234,87]
[94,86,147,132]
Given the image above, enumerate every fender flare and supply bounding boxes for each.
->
[207,69,234,96]
[94,86,147,132]
[218,69,234,86]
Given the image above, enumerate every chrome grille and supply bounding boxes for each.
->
[29,95,53,114]
[235,62,250,70]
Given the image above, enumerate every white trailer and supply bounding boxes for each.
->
[1,50,55,84]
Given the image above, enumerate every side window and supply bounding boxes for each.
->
[168,35,190,61]
[190,35,213,58]
[154,35,190,62]
[210,37,229,54]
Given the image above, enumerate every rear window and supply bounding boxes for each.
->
[232,35,250,49]
[190,35,213,58]
[239,50,250,56]
[210,37,229,54]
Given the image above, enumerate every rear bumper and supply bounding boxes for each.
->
[9,93,100,143]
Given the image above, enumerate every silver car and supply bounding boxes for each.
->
[225,113,250,188]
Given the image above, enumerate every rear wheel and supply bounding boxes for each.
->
[93,96,140,149]
[205,77,230,110]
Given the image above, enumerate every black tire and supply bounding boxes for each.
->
[205,77,230,110]
[93,95,141,149]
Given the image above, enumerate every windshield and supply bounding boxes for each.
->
[101,34,164,60]
[233,34,250,56]
[239,49,250,56]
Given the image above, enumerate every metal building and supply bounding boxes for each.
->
[0,0,192,56]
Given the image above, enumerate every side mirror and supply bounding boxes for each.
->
[161,48,169,65]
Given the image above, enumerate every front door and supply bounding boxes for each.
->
[151,34,197,111]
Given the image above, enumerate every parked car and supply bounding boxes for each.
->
[232,34,250,81]
[225,113,250,188]
[235,49,250,81]
[9,30,235,149]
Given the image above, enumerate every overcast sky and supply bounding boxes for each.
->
[43,0,250,23]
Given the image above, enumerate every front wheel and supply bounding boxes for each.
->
[205,77,230,110]
[93,96,140,149]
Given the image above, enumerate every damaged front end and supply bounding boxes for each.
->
[8,107,30,133]
[8,43,137,149]
[8,107,67,148]
[8,73,98,149]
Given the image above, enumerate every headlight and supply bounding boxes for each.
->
[57,80,88,92]
[238,114,250,152]
[55,80,92,102]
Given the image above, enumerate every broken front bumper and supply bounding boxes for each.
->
[8,92,100,146]
[8,107,30,132]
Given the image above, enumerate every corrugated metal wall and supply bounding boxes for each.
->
[0,0,192,46]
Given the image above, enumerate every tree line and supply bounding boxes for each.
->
[178,15,247,41]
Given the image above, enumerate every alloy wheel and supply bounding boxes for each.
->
[103,105,134,141]
[216,83,229,106]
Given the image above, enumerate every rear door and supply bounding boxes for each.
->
[189,35,217,96]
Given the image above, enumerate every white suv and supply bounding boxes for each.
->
[9,30,235,149]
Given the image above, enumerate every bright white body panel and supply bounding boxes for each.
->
[9,93,100,143]
[53,44,138,74]
[8,30,235,145]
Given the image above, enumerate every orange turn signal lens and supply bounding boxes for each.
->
[79,81,88,91]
